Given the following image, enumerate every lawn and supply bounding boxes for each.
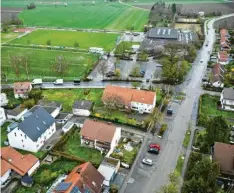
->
[10,29,119,50]
[175,154,185,175]
[106,8,149,31]
[42,89,103,112]
[115,41,140,52]
[1,32,21,44]
[15,159,79,193]
[62,129,103,165]
[182,123,191,148]
[200,94,234,119]
[1,46,98,82]
[1,122,11,147]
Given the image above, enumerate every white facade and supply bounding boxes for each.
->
[212,81,224,88]
[62,122,74,133]
[1,169,11,185]
[220,92,234,112]
[73,108,91,116]
[0,108,6,126]
[0,93,8,106]
[130,96,156,114]
[27,160,40,176]
[51,108,60,118]
[7,108,28,121]
[8,122,56,152]
[98,165,115,186]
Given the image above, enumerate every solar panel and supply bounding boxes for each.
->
[55,182,72,191]
[70,186,80,193]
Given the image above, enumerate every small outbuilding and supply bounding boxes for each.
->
[72,100,93,117]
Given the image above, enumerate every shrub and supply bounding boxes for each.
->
[159,124,168,136]
[27,2,36,10]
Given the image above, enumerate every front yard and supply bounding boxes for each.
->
[1,122,11,147]
[200,94,234,119]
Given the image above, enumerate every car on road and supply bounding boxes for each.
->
[142,158,153,166]
[156,64,162,67]
[200,59,204,63]
[149,143,161,150]
[148,148,159,154]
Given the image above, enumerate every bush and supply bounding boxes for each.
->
[27,2,36,10]
[158,124,167,136]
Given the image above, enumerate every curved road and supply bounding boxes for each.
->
[121,13,234,193]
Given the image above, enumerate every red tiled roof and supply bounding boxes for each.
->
[81,119,117,143]
[13,82,31,94]
[212,63,221,82]
[220,29,227,35]
[1,146,39,176]
[54,162,104,193]
[213,142,234,176]
[102,85,156,105]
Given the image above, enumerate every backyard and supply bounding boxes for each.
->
[1,47,98,82]
[15,159,79,193]
[10,29,119,50]
[200,94,234,119]
[1,122,11,147]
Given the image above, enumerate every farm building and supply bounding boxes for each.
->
[147,28,179,40]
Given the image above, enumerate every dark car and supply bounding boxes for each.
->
[148,148,159,154]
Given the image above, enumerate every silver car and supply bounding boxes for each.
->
[142,158,153,166]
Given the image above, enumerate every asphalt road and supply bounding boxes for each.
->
[121,14,234,193]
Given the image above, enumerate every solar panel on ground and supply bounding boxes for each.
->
[55,182,72,191]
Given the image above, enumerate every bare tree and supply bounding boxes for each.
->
[10,55,20,78]
[164,43,181,63]
[21,56,30,80]
[52,55,68,76]
[104,94,125,110]
[98,60,108,79]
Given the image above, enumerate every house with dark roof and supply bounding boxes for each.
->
[29,105,60,118]
[53,162,104,193]
[38,100,62,111]
[7,105,28,121]
[7,107,56,152]
[80,119,121,154]
[213,142,234,176]
[72,100,93,117]
[1,146,39,187]
[13,82,32,99]
[147,27,179,40]
[220,88,234,111]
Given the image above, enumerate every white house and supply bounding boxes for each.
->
[13,82,32,99]
[72,100,93,116]
[1,146,40,186]
[0,93,8,106]
[7,107,56,152]
[0,108,6,126]
[62,122,74,133]
[80,119,121,154]
[98,157,120,187]
[220,88,234,112]
[102,85,156,114]
[7,106,28,121]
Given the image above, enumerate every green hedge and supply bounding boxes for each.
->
[158,124,168,137]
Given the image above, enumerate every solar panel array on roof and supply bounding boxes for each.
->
[55,182,72,191]
[147,27,179,39]
[70,186,80,193]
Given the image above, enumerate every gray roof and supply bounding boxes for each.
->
[7,106,27,116]
[72,100,93,110]
[223,88,234,100]
[18,107,55,142]
[38,100,61,108]
[30,105,57,114]
[147,28,179,39]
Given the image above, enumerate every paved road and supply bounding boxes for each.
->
[121,13,234,193]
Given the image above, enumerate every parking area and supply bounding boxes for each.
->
[165,100,181,120]
[121,33,145,42]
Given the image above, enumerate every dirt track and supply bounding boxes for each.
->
[136,2,234,14]
[1,7,24,22]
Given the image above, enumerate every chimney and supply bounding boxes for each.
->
[21,155,24,159]
[8,158,12,163]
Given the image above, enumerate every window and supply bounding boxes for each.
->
[14,132,17,137]
[22,140,24,142]
[25,135,27,139]
[23,145,24,147]
[21,134,22,136]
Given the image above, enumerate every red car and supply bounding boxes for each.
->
[149,144,161,151]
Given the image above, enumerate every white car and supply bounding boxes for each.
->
[142,158,153,166]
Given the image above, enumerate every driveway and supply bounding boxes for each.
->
[121,14,234,193]
[121,33,145,42]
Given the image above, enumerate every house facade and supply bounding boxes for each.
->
[72,100,93,117]
[0,108,6,126]
[212,63,224,88]
[220,88,234,111]
[8,107,56,152]
[80,119,121,153]
[13,82,32,99]
[217,51,229,65]
[7,106,28,121]
[1,146,39,186]
[53,162,104,193]
[0,93,8,106]
[102,85,156,114]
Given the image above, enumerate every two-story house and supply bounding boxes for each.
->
[53,162,104,193]
[102,85,156,114]
[217,51,229,65]
[13,82,32,99]
[220,88,234,111]
[80,119,121,153]
[211,63,225,88]
[7,107,56,152]
[1,146,40,186]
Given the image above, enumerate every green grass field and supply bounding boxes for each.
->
[1,47,98,81]
[1,32,22,44]
[10,29,119,50]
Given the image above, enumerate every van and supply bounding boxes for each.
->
[73,79,81,85]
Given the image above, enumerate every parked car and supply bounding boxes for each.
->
[142,158,153,166]
[73,79,81,85]
[149,143,161,151]
[140,70,145,75]
[200,59,204,63]
[148,148,159,154]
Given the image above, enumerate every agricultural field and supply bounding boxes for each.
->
[174,23,201,33]
[1,47,98,81]
[130,0,226,5]
[1,32,22,43]
[10,29,119,50]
